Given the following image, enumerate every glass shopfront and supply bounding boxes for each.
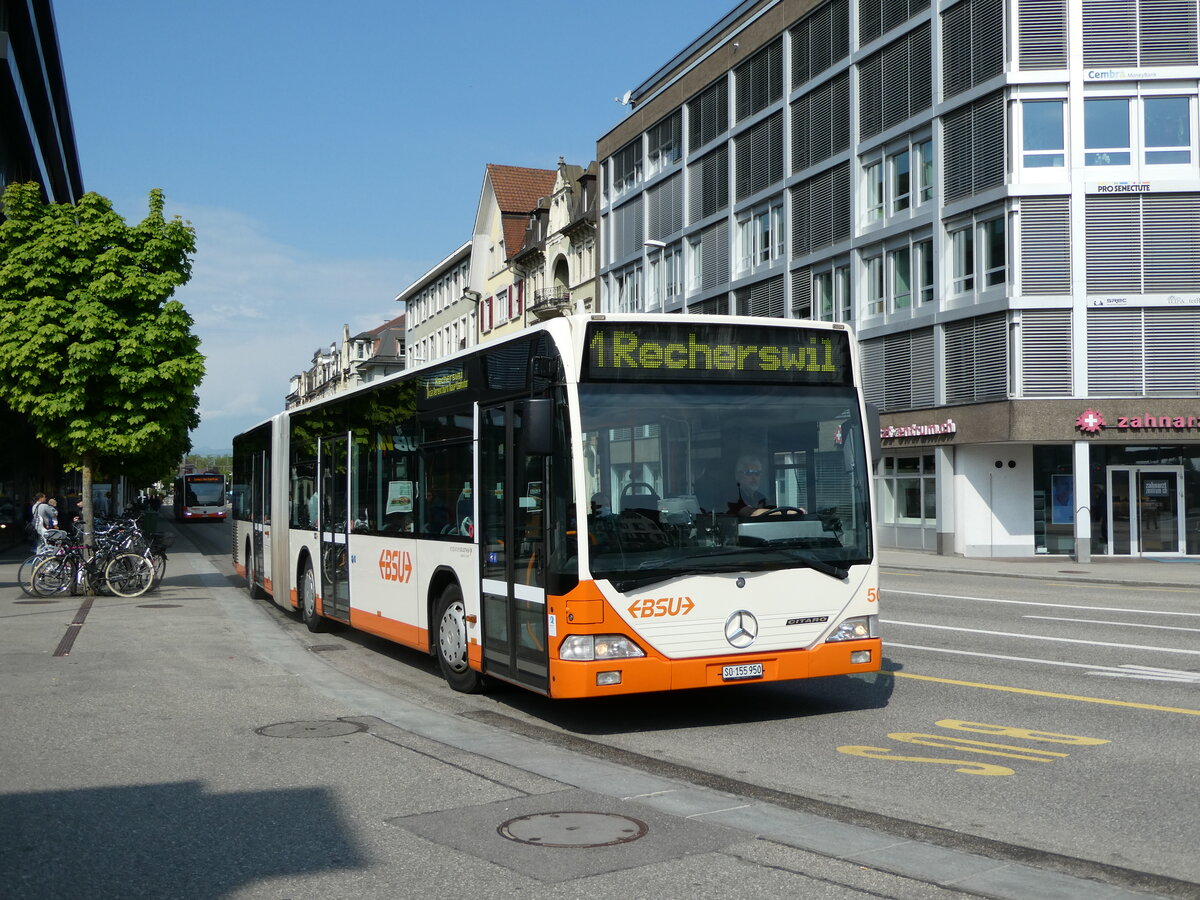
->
[1088,446,1200,557]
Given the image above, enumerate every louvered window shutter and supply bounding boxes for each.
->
[689,146,729,222]
[1019,0,1068,68]
[647,175,682,241]
[884,334,913,410]
[861,0,883,45]
[972,0,1005,82]
[1087,308,1143,393]
[1143,194,1200,292]
[882,41,909,131]
[1140,0,1198,65]
[911,328,936,408]
[942,1,973,98]
[909,24,933,116]
[859,52,883,139]
[1086,195,1142,293]
[973,91,1007,192]
[861,338,887,406]
[736,112,783,200]
[688,80,729,151]
[1145,308,1200,394]
[1021,309,1073,396]
[792,267,814,318]
[1082,0,1138,65]
[1020,196,1072,294]
[945,313,1008,403]
[942,106,973,201]
[792,181,812,256]
[736,275,786,317]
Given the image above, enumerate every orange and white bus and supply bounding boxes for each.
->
[173,472,227,522]
[231,314,880,697]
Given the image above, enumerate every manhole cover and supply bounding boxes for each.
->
[138,603,182,608]
[498,811,648,848]
[14,600,58,605]
[255,720,366,739]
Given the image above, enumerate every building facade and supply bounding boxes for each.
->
[474,163,558,343]
[286,313,408,409]
[597,0,1200,558]
[398,241,473,367]
[511,159,600,322]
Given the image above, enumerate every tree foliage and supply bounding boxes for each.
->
[0,182,204,524]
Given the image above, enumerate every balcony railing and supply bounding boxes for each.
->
[530,288,572,320]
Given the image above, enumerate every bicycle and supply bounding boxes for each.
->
[29,536,154,598]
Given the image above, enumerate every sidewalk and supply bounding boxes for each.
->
[880,546,1200,589]
[0,534,1187,900]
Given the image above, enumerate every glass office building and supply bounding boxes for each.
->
[596,0,1200,558]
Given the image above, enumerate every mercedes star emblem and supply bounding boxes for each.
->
[724,609,759,648]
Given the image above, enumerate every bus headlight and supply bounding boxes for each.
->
[826,615,879,642]
[559,634,646,661]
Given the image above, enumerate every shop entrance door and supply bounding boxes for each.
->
[1106,466,1185,556]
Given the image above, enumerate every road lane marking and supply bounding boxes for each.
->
[888,668,1200,715]
[1022,614,1200,634]
[883,619,1200,656]
[885,589,1200,616]
[886,641,1200,684]
[1091,665,1200,684]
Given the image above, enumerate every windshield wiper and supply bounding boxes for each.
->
[781,551,848,580]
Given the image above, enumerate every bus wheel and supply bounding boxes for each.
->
[436,584,483,693]
[300,561,325,633]
[245,542,264,600]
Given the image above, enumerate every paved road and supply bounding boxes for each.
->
[0,526,1193,899]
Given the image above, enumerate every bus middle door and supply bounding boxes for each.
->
[318,433,352,622]
[479,400,549,692]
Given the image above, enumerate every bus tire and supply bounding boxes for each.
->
[245,541,264,600]
[435,584,483,693]
[300,560,325,633]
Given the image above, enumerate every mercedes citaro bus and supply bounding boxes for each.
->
[232,314,880,697]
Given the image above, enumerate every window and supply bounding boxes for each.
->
[865,254,885,315]
[865,161,884,222]
[1085,98,1131,165]
[736,200,785,275]
[612,141,643,195]
[647,242,683,309]
[814,271,835,320]
[879,454,937,526]
[983,217,1006,286]
[916,238,935,304]
[613,266,642,313]
[916,139,934,202]
[891,149,911,213]
[891,246,912,310]
[950,213,1006,296]
[1022,99,1065,167]
[813,263,853,322]
[648,111,682,175]
[494,288,509,325]
[951,225,975,293]
[1144,96,1191,164]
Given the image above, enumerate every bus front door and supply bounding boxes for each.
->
[318,433,351,622]
[479,401,549,692]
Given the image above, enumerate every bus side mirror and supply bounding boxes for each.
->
[522,398,554,456]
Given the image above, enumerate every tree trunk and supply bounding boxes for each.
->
[81,454,94,548]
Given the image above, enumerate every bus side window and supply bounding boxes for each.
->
[420,443,471,538]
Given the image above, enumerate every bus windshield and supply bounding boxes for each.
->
[579,382,872,589]
[186,478,226,507]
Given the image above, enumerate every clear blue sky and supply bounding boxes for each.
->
[52,0,735,452]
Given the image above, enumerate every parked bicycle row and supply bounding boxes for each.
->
[20,516,174,599]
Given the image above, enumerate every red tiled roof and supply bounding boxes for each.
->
[487,163,557,214]
[502,216,529,263]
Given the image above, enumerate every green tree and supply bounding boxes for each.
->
[0,182,204,544]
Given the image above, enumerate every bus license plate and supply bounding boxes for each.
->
[722,663,763,681]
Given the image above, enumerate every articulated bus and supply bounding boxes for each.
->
[174,472,228,522]
[231,314,881,698]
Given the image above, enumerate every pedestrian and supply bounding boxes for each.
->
[31,493,56,552]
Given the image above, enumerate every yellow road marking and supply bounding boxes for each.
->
[893,671,1200,716]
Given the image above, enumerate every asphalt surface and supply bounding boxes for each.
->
[1,530,1193,900]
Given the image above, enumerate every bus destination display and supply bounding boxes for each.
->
[585,322,851,385]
